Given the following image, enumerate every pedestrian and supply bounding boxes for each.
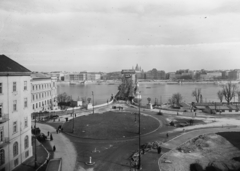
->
[157,146,162,154]
[47,131,49,136]
[166,133,169,138]
[50,134,53,141]
[56,128,58,134]
[61,127,63,132]
[53,145,56,152]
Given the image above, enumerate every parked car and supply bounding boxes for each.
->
[50,115,59,119]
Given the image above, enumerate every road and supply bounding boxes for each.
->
[60,107,178,171]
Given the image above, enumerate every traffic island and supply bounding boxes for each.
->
[62,111,160,139]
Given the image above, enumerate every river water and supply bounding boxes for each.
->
[58,83,240,105]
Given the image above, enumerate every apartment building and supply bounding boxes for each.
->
[31,73,58,113]
[0,55,32,171]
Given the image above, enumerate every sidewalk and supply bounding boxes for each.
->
[36,123,81,171]
[159,127,240,170]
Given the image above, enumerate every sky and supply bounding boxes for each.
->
[0,0,240,72]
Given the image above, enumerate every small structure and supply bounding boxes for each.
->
[87,103,93,109]
[71,100,82,107]
[146,103,153,110]
[85,156,95,166]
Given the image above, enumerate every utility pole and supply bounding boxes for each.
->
[138,93,142,170]
[34,113,37,168]
[72,106,75,133]
[92,91,94,114]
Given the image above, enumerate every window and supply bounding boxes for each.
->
[13,121,17,133]
[25,151,29,158]
[24,117,28,128]
[0,149,5,166]
[0,127,3,142]
[36,103,38,108]
[33,104,35,110]
[24,98,28,108]
[0,104,2,118]
[39,102,41,108]
[13,82,17,92]
[14,158,18,167]
[36,94,38,100]
[13,100,17,111]
[24,136,29,149]
[32,95,34,101]
[24,81,27,90]
[32,85,34,91]
[0,83,2,94]
[13,142,18,157]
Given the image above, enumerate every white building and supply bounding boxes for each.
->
[31,73,58,113]
[0,55,33,171]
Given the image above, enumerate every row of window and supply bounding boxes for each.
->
[0,81,28,94]
[33,100,52,110]
[0,81,56,95]
[12,98,28,113]
[32,91,52,101]
[32,82,55,91]
[13,118,28,134]
[0,100,28,117]
[0,136,29,167]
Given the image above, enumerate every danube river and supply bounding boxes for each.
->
[58,83,240,105]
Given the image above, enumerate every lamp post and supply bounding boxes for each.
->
[72,106,75,133]
[34,113,37,168]
[138,91,142,170]
[92,91,94,114]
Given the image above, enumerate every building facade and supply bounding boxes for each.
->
[229,70,240,80]
[0,55,33,171]
[200,72,222,80]
[31,73,58,113]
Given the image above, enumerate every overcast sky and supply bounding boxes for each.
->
[1,0,240,72]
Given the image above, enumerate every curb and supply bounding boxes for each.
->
[36,141,50,171]
[61,111,163,141]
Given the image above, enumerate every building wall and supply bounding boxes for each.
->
[229,70,240,80]
[31,78,58,113]
[0,75,32,171]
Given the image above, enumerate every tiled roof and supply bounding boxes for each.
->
[0,54,31,72]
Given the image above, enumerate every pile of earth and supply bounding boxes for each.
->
[160,133,240,171]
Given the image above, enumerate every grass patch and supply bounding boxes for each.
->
[63,111,159,139]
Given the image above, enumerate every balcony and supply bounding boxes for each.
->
[0,137,10,148]
[0,114,9,123]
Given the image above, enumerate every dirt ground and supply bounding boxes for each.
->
[160,133,240,171]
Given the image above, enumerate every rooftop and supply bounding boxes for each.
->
[0,54,31,73]
[31,72,51,79]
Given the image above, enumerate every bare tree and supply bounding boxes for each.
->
[217,90,224,103]
[169,93,183,106]
[192,88,202,103]
[57,92,72,109]
[87,97,91,104]
[222,82,237,104]
[147,97,151,104]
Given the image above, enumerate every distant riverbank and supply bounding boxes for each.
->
[58,80,240,86]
